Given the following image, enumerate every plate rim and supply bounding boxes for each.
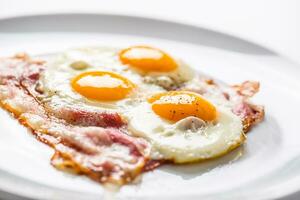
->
[0,12,299,200]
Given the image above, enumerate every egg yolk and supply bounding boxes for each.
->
[148,91,217,122]
[71,71,135,101]
[119,46,178,72]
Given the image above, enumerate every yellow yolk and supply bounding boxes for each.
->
[71,71,135,101]
[119,46,178,72]
[148,91,217,122]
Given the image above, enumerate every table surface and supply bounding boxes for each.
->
[0,1,300,199]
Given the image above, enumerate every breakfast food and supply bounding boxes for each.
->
[0,46,264,185]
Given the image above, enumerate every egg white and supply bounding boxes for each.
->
[41,47,169,112]
[40,46,245,164]
[126,103,245,163]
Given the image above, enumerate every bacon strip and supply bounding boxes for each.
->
[0,54,265,185]
[231,81,264,132]
[232,81,260,98]
[182,77,264,133]
[0,55,150,185]
[45,104,124,128]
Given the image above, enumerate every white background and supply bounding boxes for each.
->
[1,0,300,64]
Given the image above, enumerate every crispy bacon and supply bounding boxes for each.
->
[183,77,264,133]
[233,81,260,98]
[143,160,165,172]
[231,81,264,132]
[0,55,150,185]
[46,105,124,128]
[233,102,264,132]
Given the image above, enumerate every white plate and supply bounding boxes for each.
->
[0,14,300,200]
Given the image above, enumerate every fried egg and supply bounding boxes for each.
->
[42,47,161,111]
[119,46,195,89]
[126,91,244,163]
[41,46,245,164]
[41,46,193,111]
